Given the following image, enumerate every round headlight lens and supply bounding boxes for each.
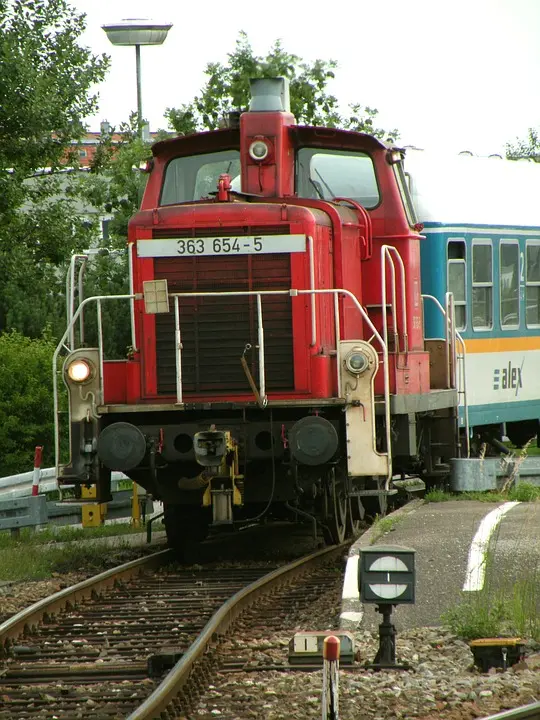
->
[67,359,92,383]
[249,140,269,161]
[345,351,369,375]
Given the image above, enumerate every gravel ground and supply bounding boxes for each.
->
[194,628,540,720]
[0,574,88,622]
[189,567,540,720]
[2,552,539,719]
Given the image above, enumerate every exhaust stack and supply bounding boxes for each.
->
[241,77,295,197]
[249,77,291,113]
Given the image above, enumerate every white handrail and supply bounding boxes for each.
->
[128,241,138,352]
[256,293,266,406]
[308,236,317,347]
[174,296,183,404]
[421,292,470,458]
[65,254,88,349]
[381,245,409,355]
[53,294,135,472]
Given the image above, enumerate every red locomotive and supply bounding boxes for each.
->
[55,78,458,550]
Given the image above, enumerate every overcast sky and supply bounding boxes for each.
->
[72,0,540,156]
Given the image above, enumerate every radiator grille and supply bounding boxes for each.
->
[152,225,288,238]
[154,252,294,395]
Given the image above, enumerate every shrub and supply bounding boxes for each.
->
[0,330,56,476]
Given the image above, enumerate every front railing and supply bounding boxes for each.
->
[53,288,391,478]
[53,293,135,473]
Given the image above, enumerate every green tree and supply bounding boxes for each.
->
[0,0,109,336]
[73,115,157,358]
[82,114,154,244]
[506,128,540,162]
[0,331,56,475]
[165,32,398,141]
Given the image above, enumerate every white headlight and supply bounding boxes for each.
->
[249,140,269,161]
[67,359,92,383]
[345,350,369,375]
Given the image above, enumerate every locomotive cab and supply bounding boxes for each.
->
[55,77,460,550]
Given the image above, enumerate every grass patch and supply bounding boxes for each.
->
[508,482,540,502]
[461,491,509,503]
[0,522,151,582]
[0,542,133,581]
[424,483,540,504]
[443,581,540,642]
[442,523,540,641]
[370,514,402,544]
[443,597,509,639]
[424,489,453,503]
[0,522,145,547]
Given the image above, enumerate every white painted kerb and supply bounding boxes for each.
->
[342,554,360,600]
[462,501,520,592]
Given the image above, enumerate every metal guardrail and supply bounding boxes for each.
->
[0,467,130,500]
[0,490,148,534]
[0,496,48,532]
[0,468,145,533]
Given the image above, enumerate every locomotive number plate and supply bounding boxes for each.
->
[137,235,306,258]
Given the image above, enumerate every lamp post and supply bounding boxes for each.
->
[102,18,172,138]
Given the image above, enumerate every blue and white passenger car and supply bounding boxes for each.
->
[406,148,540,447]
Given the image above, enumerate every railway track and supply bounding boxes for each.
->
[2,518,538,720]
[0,537,346,719]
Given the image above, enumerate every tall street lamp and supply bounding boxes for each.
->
[102,18,172,137]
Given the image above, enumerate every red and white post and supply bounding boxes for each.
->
[322,635,340,720]
[31,446,43,496]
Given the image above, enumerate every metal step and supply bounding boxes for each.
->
[348,489,398,497]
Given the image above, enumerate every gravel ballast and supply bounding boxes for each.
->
[1,543,539,719]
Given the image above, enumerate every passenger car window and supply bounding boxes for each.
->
[500,242,519,328]
[526,241,540,327]
[472,241,493,330]
[447,239,466,330]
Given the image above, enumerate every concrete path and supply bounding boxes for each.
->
[340,499,540,631]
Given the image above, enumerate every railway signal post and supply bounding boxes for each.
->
[359,545,416,669]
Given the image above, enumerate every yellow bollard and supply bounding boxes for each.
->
[81,485,107,528]
[82,503,107,527]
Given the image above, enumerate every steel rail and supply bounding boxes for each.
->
[127,543,346,719]
[481,702,540,720]
[0,549,172,649]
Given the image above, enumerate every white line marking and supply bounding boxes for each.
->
[342,555,360,600]
[462,501,520,592]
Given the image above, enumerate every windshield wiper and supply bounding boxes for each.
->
[314,168,336,198]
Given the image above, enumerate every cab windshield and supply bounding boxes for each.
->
[296,148,380,207]
[159,147,380,207]
[160,149,241,205]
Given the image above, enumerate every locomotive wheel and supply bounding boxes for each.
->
[359,477,388,519]
[347,496,365,537]
[322,467,347,544]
